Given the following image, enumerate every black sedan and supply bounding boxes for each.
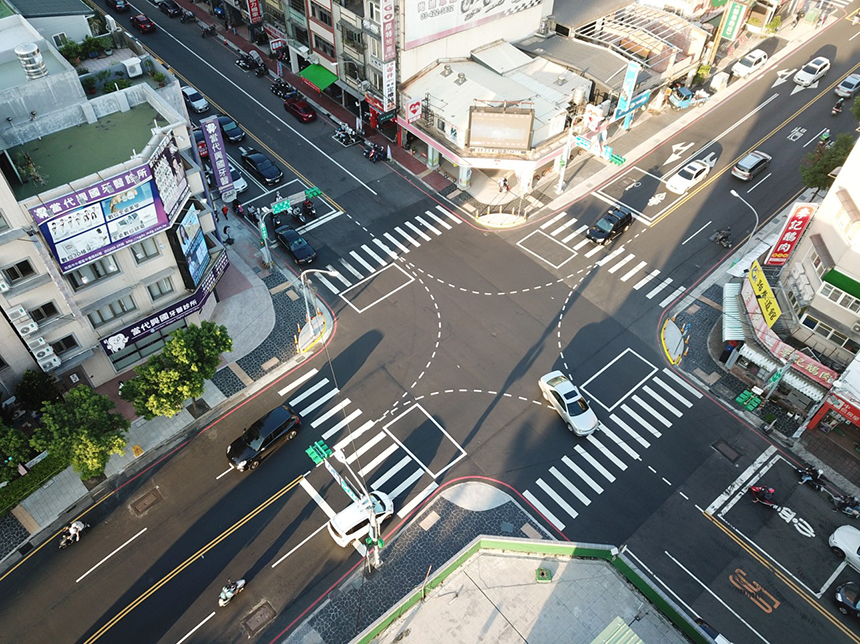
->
[217,115,245,142]
[241,148,283,186]
[106,0,129,12]
[275,226,316,265]
[836,581,860,616]
[130,14,156,33]
[159,0,182,16]
[585,205,633,245]
[227,405,301,472]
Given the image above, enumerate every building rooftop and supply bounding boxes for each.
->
[9,104,168,201]
[10,0,94,18]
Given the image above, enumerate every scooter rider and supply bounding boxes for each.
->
[68,520,85,542]
[834,97,845,114]
[799,466,823,486]
[222,580,238,599]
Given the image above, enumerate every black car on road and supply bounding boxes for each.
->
[106,0,129,11]
[227,404,301,471]
[240,148,283,186]
[275,226,317,265]
[159,0,182,16]
[585,205,633,245]
[217,115,245,142]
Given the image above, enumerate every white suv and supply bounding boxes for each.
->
[328,492,394,547]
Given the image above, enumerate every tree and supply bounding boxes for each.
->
[120,322,233,419]
[799,133,855,196]
[14,369,61,414]
[851,96,860,123]
[0,423,32,482]
[33,386,128,480]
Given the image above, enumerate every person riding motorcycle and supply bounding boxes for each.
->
[68,520,85,542]
[799,466,823,486]
[834,98,845,114]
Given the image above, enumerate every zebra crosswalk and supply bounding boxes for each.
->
[315,205,460,296]
[522,368,703,532]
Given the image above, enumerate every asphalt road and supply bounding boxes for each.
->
[2,5,860,643]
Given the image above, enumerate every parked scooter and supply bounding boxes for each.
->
[750,485,778,509]
[832,493,860,518]
[218,578,245,607]
[334,123,360,146]
[363,142,386,163]
[796,465,825,492]
[59,521,90,549]
[202,24,216,38]
[180,9,195,22]
[832,98,845,116]
[236,53,257,71]
[710,228,732,248]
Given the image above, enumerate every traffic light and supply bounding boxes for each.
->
[609,154,626,166]
[305,440,333,465]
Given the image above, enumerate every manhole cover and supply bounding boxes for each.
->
[713,440,741,463]
[130,488,163,517]
[500,522,514,534]
[242,602,276,637]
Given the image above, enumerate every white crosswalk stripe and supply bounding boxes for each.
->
[383,232,410,254]
[345,430,386,464]
[333,419,376,452]
[395,226,421,247]
[562,226,588,244]
[424,209,452,230]
[574,444,616,482]
[277,369,318,397]
[609,414,650,449]
[322,408,363,440]
[631,394,672,428]
[299,387,339,416]
[371,455,410,490]
[339,258,364,280]
[652,377,693,408]
[311,398,351,428]
[536,478,579,520]
[620,261,648,282]
[633,270,660,290]
[349,250,376,273]
[358,443,399,477]
[397,481,439,518]
[586,434,627,471]
[596,247,626,267]
[645,277,672,299]
[573,238,591,251]
[289,379,330,406]
[541,212,568,230]
[642,385,683,418]
[551,219,578,237]
[373,237,399,260]
[584,244,603,258]
[435,204,461,224]
[661,368,703,398]
[620,404,662,438]
[524,490,565,531]
[561,455,603,495]
[362,244,387,267]
[387,467,425,500]
[607,254,635,274]
[404,220,432,242]
[328,264,353,287]
[550,466,591,506]
[415,215,443,236]
[598,425,640,461]
[660,285,686,308]
[314,272,340,294]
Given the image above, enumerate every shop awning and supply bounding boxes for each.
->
[738,343,826,402]
[299,64,338,92]
[722,282,745,342]
[823,268,860,300]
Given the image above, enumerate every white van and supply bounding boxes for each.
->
[328,492,394,547]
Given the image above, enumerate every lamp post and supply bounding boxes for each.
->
[298,268,338,349]
[730,189,760,259]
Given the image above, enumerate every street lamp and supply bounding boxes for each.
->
[730,189,760,259]
[298,268,338,350]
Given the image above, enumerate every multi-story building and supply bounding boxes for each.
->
[0,15,227,396]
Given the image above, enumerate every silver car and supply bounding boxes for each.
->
[793,56,830,87]
[830,525,860,572]
[181,86,209,113]
[538,371,599,436]
[835,74,860,98]
[732,49,768,78]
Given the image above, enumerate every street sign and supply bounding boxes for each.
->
[324,459,360,503]
[611,90,651,122]
[260,222,268,241]
[272,199,290,215]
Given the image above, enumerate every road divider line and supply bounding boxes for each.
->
[77,528,148,584]
[175,611,216,644]
[277,368,318,397]
[681,220,712,245]
[271,524,328,569]
[397,481,438,518]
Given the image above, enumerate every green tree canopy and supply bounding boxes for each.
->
[14,369,61,414]
[0,423,32,482]
[799,133,855,194]
[34,386,128,480]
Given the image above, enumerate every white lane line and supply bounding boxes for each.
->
[333,419,376,451]
[607,254,635,273]
[176,611,217,644]
[646,277,672,299]
[361,244,387,267]
[610,414,651,449]
[299,387,340,416]
[660,285,687,308]
[620,404,662,438]
[300,478,336,519]
[288,379,330,406]
[277,368,318,397]
[384,231,410,254]
[661,368,703,398]
[550,466,591,506]
[395,226,421,247]
[536,478,579,520]
[706,446,777,514]
[682,219,712,245]
[435,204,462,224]
[314,272,340,294]
[620,261,648,282]
[77,528,148,583]
[372,237,399,260]
[371,455,411,490]
[633,269,660,290]
[424,209,453,230]
[271,524,328,569]
[541,212,568,230]
[404,220,432,241]
[586,434,628,471]
[358,443,399,477]
[350,250,377,273]
[573,238,591,250]
[328,265,353,287]
[387,467,425,500]
[642,385,683,418]
[631,394,673,428]
[584,244,603,258]
[397,481,439,518]
[322,408,363,440]
[652,377,693,408]
[599,425,640,461]
[562,455,603,495]
[561,225,587,243]
[339,258,364,280]
[523,490,565,531]
[311,399,352,428]
[216,467,233,480]
[345,430,386,464]
[574,445,616,482]
[297,209,344,234]
[596,247,625,266]
[415,215,443,236]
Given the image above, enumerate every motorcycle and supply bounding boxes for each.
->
[180,9,195,22]
[832,99,844,116]
[236,53,256,71]
[244,204,260,225]
[710,228,732,248]
[254,63,267,78]
[796,466,825,492]
[334,124,360,146]
[218,578,245,607]
[202,24,216,38]
[750,485,778,509]
[59,521,90,549]
[364,143,386,163]
[270,79,294,98]
[832,493,860,518]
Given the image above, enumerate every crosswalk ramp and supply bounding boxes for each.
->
[314,205,460,296]
[522,368,702,532]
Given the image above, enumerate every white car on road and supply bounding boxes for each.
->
[538,371,599,436]
[328,491,394,547]
[793,56,830,87]
[732,49,768,78]
[181,86,209,113]
[830,525,860,572]
[665,160,710,194]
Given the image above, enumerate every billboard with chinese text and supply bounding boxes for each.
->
[765,202,816,266]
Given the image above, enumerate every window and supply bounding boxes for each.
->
[314,34,335,58]
[289,0,305,13]
[87,294,137,329]
[810,251,827,278]
[342,27,363,50]
[369,2,379,22]
[787,290,801,313]
[67,256,119,290]
[51,335,79,357]
[130,238,160,263]
[819,283,860,313]
[801,314,859,352]
[436,118,445,132]
[147,277,174,301]
[369,38,381,60]
[0,208,8,232]
[370,70,382,91]
[51,33,67,48]
[3,260,35,283]
[310,2,333,26]
[29,301,59,323]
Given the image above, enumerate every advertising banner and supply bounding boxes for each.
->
[405,0,543,50]
[200,116,233,201]
[30,134,188,274]
[100,251,229,356]
[614,61,641,130]
[405,97,422,123]
[765,202,816,266]
[382,60,397,112]
[171,209,209,288]
[247,0,262,24]
[721,1,746,41]
[747,260,782,328]
[381,0,396,61]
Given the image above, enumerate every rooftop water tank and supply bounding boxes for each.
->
[15,42,48,80]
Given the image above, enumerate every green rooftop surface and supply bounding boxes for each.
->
[11,104,167,201]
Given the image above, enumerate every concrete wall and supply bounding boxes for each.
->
[28,16,92,47]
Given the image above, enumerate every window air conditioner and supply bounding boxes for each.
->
[0,278,8,292]
[27,336,46,350]
[38,355,62,371]
[16,321,39,337]
[853,322,860,334]
[9,306,27,321]
[34,346,54,360]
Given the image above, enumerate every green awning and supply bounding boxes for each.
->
[299,64,338,91]
[823,269,860,300]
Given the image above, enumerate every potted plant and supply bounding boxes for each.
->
[59,41,82,65]
[98,36,113,56]
[81,36,101,59]
[81,76,97,95]
[152,72,166,87]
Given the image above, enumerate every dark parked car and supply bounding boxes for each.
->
[275,226,317,265]
[836,582,860,616]
[192,129,208,158]
[106,0,130,12]
[731,150,771,181]
[585,205,633,245]
[226,404,301,472]
[217,115,245,142]
[241,148,283,186]
[159,0,182,16]
[283,97,317,123]
[130,14,156,33]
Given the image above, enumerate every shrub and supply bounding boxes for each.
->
[14,370,61,414]
[0,451,70,516]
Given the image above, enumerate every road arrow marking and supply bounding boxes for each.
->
[772,69,796,87]
[701,151,718,168]
[665,142,696,165]
[791,81,817,95]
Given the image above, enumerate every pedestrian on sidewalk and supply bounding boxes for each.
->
[499,177,509,193]
[221,204,229,219]
[792,10,803,28]
[817,11,827,28]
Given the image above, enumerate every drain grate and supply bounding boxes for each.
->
[130,488,163,517]
[242,602,276,637]
[713,440,741,463]
[500,522,514,534]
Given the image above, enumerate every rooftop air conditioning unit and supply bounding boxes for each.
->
[0,278,9,292]
[27,336,46,350]
[15,321,39,337]
[34,345,54,360]
[9,306,27,321]
[38,355,62,372]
